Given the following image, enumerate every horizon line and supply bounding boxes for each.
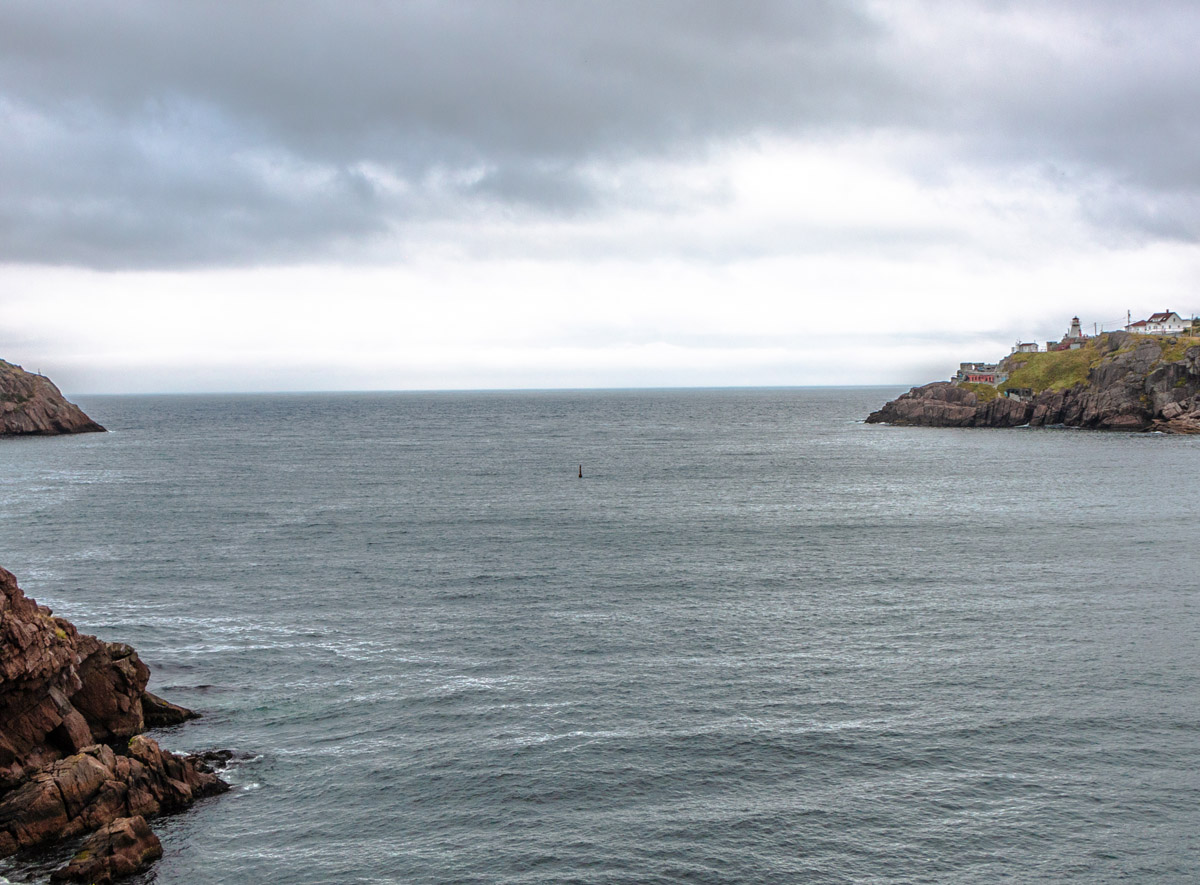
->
[73,382,918,398]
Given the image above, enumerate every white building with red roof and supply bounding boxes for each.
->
[1125,311,1191,335]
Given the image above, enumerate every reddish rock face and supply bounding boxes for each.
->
[0,360,104,435]
[73,643,151,743]
[0,569,156,789]
[0,566,227,877]
[865,382,1016,428]
[0,738,225,855]
[50,815,163,884]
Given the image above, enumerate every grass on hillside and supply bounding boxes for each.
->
[999,345,1103,394]
[1158,336,1200,362]
[956,382,1000,402]
[993,333,1200,394]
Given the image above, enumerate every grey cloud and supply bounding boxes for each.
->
[466,164,601,213]
[1,1,882,165]
[1,0,1198,267]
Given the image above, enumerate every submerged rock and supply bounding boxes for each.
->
[0,359,104,435]
[0,566,226,877]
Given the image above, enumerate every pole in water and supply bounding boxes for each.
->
[578,464,583,479]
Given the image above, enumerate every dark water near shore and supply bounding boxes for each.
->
[1,388,1198,883]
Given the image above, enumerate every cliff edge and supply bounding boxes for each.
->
[1,361,104,435]
[0,566,226,881]
[867,331,1200,432]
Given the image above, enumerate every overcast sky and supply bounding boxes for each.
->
[3,0,1199,393]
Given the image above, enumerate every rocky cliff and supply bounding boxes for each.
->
[867,331,1200,432]
[0,361,104,435]
[0,566,226,881]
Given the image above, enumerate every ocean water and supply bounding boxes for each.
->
[1,388,1198,884]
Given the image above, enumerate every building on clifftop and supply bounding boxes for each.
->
[953,362,1007,385]
[1047,315,1089,352]
[1125,310,1190,335]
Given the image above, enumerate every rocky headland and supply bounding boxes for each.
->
[867,331,1200,432]
[0,566,226,882]
[0,361,104,436]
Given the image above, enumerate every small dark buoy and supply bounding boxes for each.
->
[578,464,583,479]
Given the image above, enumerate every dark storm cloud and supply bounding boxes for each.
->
[1,0,1198,267]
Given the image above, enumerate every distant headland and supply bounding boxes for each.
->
[0,360,104,435]
[868,311,1200,432]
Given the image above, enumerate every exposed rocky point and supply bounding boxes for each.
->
[867,331,1200,432]
[0,565,226,878]
[50,815,163,884]
[0,360,104,435]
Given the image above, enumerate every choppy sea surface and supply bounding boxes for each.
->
[1,388,1198,884]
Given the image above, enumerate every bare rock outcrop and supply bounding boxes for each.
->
[0,566,226,877]
[0,360,104,435]
[867,332,1200,432]
[51,815,163,884]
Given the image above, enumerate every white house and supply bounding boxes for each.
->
[1126,311,1191,335]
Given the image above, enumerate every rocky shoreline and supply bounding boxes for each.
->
[0,361,104,436]
[867,331,1200,432]
[0,566,226,882]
